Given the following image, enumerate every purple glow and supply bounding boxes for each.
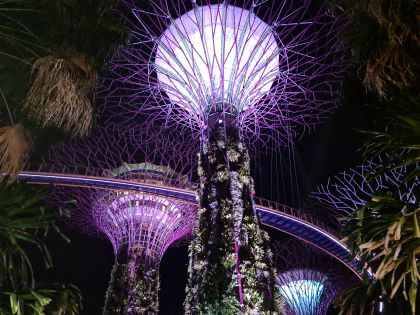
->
[311,156,419,215]
[155,4,280,114]
[99,0,349,147]
[93,185,195,258]
[47,124,198,259]
[17,170,364,277]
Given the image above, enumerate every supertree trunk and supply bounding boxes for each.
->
[185,124,281,314]
[103,248,160,315]
[126,250,160,315]
[103,251,129,314]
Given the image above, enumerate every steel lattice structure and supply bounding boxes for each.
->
[310,156,419,216]
[94,1,350,313]
[48,124,197,314]
[56,166,195,258]
[99,0,349,147]
[272,237,357,315]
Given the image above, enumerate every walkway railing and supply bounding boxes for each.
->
[23,162,341,238]
[253,196,340,238]
[9,168,361,277]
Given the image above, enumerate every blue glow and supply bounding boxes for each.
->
[279,279,324,315]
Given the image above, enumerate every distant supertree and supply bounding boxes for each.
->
[99,1,349,312]
[310,156,419,216]
[272,237,357,315]
[48,124,197,314]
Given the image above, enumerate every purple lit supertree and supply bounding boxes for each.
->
[272,237,358,315]
[101,0,349,147]
[98,1,349,312]
[310,156,419,216]
[47,124,198,314]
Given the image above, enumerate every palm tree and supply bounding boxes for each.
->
[331,0,419,98]
[0,0,126,174]
[329,0,420,313]
[336,195,420,315]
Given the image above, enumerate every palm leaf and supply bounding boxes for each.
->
[338,195,420,314]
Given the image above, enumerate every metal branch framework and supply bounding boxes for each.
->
[310,156,419,216]
[47,124,198,314]
[61,1,355,313]
[46,122,198,179]
[99,0,349,147]
[272,238,357,315]
[92,1,351,312]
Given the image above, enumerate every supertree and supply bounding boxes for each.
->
[272,237,358,315]
[310,156,419,216]
[47,124,198,314]
[99,1,349,312]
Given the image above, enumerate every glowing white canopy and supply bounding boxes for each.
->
[155,4,280,115]
[278,270,327,315]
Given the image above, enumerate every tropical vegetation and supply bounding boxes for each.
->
[0,0,126,174]
[330,0,420,314]
[0,176,82,314]
[336,195,420,314]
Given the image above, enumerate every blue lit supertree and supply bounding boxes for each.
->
[272,237,357,315]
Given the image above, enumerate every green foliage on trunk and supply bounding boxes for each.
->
[185,126,282,314]
[103,249,160,315]
[126,252,159,315]
[103,262,128,315]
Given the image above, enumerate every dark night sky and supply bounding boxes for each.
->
[34,90,374,314]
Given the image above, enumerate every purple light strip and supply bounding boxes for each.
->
[18,172,198,202]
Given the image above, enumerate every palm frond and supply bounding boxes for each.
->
[330,0,420,97]
[338,195,420,314]
[0,177,69,286]
[0,0,127,137]
[361,94,420,179]
[24,50,96,136]
[0,178,81,314]
[0,283,82,315]
[0,124,31,175]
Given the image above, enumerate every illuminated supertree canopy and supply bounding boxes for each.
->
[278,270,326,315]
[272,237,358,315]
[96,1,349,313]
[310,156,419,216]
[48,125,197,314]
[154,4,279,117]
[101,0,349,145]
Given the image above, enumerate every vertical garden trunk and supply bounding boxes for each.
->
[103,247,160,315]
[126,249,160,315]
[185,122,281,314]
[103,250,129,314]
